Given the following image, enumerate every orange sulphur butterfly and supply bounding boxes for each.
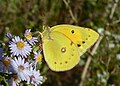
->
[41,24,99,71]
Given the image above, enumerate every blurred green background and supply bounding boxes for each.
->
[0,0,120,86]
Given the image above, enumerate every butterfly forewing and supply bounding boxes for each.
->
[51,25,99,56]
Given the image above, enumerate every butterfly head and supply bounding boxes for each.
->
[41,25,53,41]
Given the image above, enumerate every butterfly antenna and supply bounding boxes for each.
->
[35,25,46,38]
[38,31,42,37]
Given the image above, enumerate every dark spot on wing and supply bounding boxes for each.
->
[71,54,74,56]
[71,30,74,34]
[65,61,68,64]
[82,41,85,44]
[61,47,66,53]
[70,41,74,46]
[88,35,91,37]
[77,44,81,47]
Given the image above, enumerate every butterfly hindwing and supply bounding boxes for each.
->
[42,31,80,71]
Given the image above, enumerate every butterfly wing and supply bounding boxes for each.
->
[51,25,99,56]
[42,31,80,71]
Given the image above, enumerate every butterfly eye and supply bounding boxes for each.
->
[71,30,74,34]
[61,47,66,53]
[54,62,57,64]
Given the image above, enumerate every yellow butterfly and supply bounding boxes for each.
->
[41,24,99,71]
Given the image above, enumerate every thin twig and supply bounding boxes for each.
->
[104,1,119,86]
[63,0,78,24]
[79,36,103,86]
[109,0,119,20]
[105,0,119,30]
[112,19,120,25]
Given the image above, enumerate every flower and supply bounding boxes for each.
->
[24,29,38,45]
[10,57,30,81]
[6,32,13,40]
[8,75,20,86]
[0,48,3,58]
[0,61,6,72]
[33,50,43,68]
[27,67,43,86]
[0,56,14,73]
[0,43,3,58]
[34,50,43,63]
[9,36,32,57]
[2,56,11,67]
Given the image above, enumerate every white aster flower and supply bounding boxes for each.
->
[2,56,11,68]
[24,29,38,45]
[27,67,43,86]
[33,50,43,68]
[34,50,43,63]
[8,75,20,86]
[10,57,30,81]
[1,56,14,73]
[9,36,32,57]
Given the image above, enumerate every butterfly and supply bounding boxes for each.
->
[41,24,99,71]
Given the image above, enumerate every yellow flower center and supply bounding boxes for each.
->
[18,65,24,72]
[12,75,18,82]
[36,54,43,62]
[29,75,35,82]
[3,59,10,67]
[17,41,25,50]
[26,33,32,40]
